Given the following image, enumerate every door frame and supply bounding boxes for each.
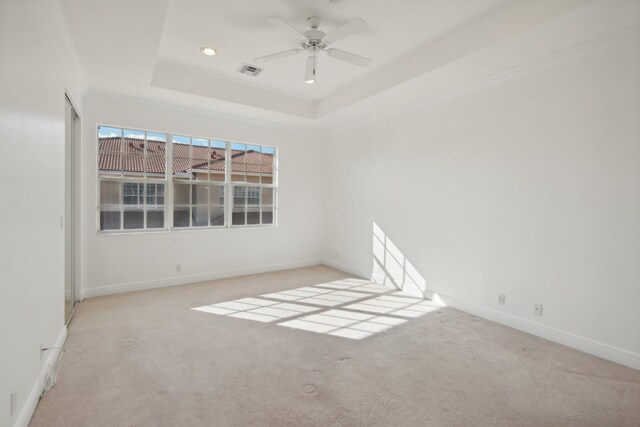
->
[65,93,80,324]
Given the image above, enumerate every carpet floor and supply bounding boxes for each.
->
[30,265,640,427]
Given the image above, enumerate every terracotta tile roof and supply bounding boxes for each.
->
[98,137,274,175]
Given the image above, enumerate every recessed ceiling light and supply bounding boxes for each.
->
[200,47,216,56]
[304,78,315,84]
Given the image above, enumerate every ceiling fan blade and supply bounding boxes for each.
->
[303,55,317,83]
[325,48,371,67]
[254,49,303,63]
[323,18,367,43]
[267,16,307,40]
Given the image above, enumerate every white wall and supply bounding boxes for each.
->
[323,31,640,368]
[0,1,84,426]
[80,93,324,297]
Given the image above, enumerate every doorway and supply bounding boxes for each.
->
[65,95,79,324]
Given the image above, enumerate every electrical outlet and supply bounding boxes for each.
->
[175,264,181,273]
[533,303,543,316]
[10,388,17,416]
[498,294,506,305]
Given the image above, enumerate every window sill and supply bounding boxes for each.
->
[96,224,277,235]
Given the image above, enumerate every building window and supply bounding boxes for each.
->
[97,126,277,232]
[122,182,142,205]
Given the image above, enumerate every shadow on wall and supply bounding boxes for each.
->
[372,222,443,304]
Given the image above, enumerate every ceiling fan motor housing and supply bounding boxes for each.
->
[303,17,326,50]
[254,15,371,82]
[307,16,322,29]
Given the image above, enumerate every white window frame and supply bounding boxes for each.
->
[171,135,228,230]
[96,128,169,232]
[96,125,278,233]
[228,142,278,228]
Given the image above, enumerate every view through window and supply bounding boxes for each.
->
[97,126,277,232]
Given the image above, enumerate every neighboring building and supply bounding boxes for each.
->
[98,137,274,182]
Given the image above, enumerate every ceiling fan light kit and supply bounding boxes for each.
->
[254,15,371,84]
[304,54,317,84]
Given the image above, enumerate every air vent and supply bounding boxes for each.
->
[237,63,263,77]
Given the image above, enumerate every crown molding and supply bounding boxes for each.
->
[325,22,640,136]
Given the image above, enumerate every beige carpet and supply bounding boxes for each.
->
[30,265,640,427]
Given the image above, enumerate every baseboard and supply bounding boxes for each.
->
[82,258,323,298]
[439,294,640,371]
[14,326,67,427]
[332,261,640,371]
[321,259,368,278]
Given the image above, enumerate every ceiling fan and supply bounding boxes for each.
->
[254,16,371,84]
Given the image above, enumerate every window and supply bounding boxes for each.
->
[172,135,227,228]
[230,143,276,226]
[98,127,167,231]
[232,186,273,226]
[173,183,225,228]
[97,126,277,232]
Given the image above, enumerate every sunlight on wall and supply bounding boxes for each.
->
[192,278,442,340]
[373,222,434,299]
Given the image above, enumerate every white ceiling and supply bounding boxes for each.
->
[54,0,617,130]
[157,0,505,102]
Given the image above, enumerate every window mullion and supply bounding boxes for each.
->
[259,185,263,225]
[119,182,124,231]
[142,184,147,231]
[225,142,232,227]
[142,132,148,230]
[189,138,193,228]
[274,148,278,227]
[167,133,173,230]
[119,133,124,230]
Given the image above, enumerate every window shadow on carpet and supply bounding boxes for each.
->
[192,278,443,340]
